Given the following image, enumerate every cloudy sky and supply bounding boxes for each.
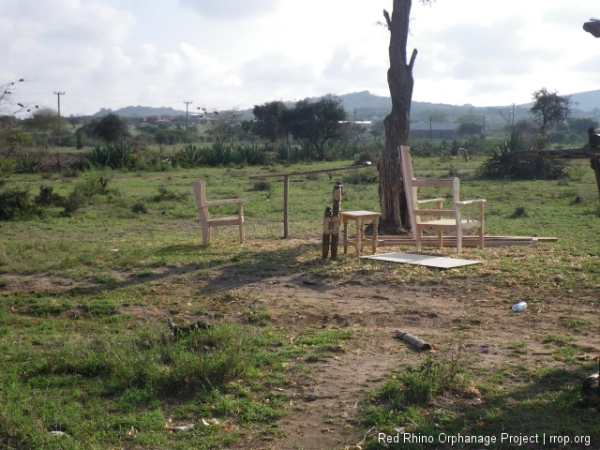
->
[2,0,599,116]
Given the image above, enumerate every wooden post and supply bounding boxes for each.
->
[588,128,600,197]
[330,181,343,259]
[322,207,332,259]
[283,175,290,238]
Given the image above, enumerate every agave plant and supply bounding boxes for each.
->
[15,153,39,173]
[479,130,566,180]
[206,143,233,166]
[234,144,267,166]
[87,141,136,169]
[175,145,208,168]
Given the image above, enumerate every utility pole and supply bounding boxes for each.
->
[183,100,193,144]
[429,114,432,144]
[482,115,486,136]
[511,103,515,128]
[54,91,65,147]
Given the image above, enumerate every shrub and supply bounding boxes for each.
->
[0,187,40,221]
[34,186,64,207]
[151,186,186,202]
[131,202,148,214]
[0,156,16,175]
[62,192,84,216]
[251,180,272,192]
[343,168,379,185]
[479,130,566,180]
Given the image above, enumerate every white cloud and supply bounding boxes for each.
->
[178,0,280,19]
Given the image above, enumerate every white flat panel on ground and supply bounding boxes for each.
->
[361,252,480,268]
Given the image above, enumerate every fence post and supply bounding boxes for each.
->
[322,207,332,259]
[283,175,290,238]
[330,181,343,259]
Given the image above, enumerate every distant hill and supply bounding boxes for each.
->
[91,89,600,121]
[93,106,186,118]
[567,89,600,113]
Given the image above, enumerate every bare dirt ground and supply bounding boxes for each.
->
[203,274,600,450]
[2,270,599,450]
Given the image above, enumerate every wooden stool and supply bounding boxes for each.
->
[341,210,382,256]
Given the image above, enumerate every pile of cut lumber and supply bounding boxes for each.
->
[378,236,557,248]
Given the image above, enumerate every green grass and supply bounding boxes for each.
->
[1,157,600,448]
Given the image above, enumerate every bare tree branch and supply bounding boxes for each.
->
[408,48,418,70]
[383,9,392,29]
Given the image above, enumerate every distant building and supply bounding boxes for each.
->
[409,123,461,140]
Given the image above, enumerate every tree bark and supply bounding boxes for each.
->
[378,0,417,233]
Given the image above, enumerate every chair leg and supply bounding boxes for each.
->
[437,231,443,248]
[456,226,462,254]
[238,204,244,244]
[416,229,422,252]
[202,223,210,246]
[478,225,484,250]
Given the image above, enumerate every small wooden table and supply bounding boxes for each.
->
[341,210,382,256]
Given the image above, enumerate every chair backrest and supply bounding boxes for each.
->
[399,146,418,232]
[192,180,210,221]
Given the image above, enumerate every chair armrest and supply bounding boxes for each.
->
[414,209,456,216]
[416,197,445,205]
[455,199,486,206]
[205,199,247,207]
[412,179,454,188]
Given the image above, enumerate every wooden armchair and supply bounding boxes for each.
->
[192,180,246,246]
[399,146,485,254]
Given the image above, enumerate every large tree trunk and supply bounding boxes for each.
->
[378,0,417,233]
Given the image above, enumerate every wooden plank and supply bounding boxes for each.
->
[378,236,541,248]
[249,165,368,179]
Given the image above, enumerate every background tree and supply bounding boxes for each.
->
[286,96,347,161]
[0,126,34,156]
[530,88,572,139]
[93,113,130,143]
[457,121,482,136]
[567,117,598,135]
[205,109,242,144]
[242,101,290,143]
[379,0,432,232]
[25,108,63,148]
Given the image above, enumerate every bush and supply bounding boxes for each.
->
[0,156,15,175]
[62,192,84,216]
[479,130,567,180]
[251,180,272,191]
[34,186,64,207]
[151,186,186,202]
[343,168,379,185]
[131,202,148,214]
[0,187,40,221]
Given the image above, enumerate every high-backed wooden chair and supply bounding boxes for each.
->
[399,146,485,254]
[192,180,246,246]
